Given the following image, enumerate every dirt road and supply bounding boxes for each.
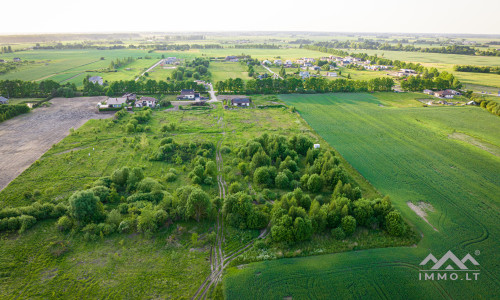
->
[0,96,111,191]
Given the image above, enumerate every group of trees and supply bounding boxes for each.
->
[469,94,500,116]
[306,41,500,57]
[109,57,135,70]
[0,104,30,123]
[216,77,394,94]
[400,71,461,91]
[90,79,206,97]
[150,137,215,165]
[0,202,68,233]
[1,46,13,53]
[454,65,500,74]
[0,79,77,98]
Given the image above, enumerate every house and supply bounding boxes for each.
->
[304,58,316,63]
[434,90,454,99]
[122,93,137,101]
[299,71,310,79]
[423,89,434,95]
[262,60,272,66]
[0,96,8,104]
[225,56,238,62]
[13,58,21,62]
[274,59,282,66]
[341,60,351,66]
[326,72,337,77]
[466,100,478,106]
[284,60,293,67]
[135,97,157,108]
[89,76,104,85]
[445,89,461,96]
[313,144,320,149]
[295,59,305,65]
[231,98,251,107]
[164,57,177,64]
[105,97,127,108]
[177,89,200,100]
[0,59,5,63]
[304,62,313,67]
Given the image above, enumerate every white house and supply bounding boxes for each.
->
[177,89,198,100]
[299,71,310,79]
[103,97,127,108]
[326,72,337,77]
[135,97,157,108]
[274,59,282,66]
[423,89,434,95]
[285,60,293,67]
[262,60,272,65]
[434,90,454,99]
[89,76,104,85]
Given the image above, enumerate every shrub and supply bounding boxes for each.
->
[331,227,346,240]
[68,190,106,226]
[385,211,406,236]
[56,216,73,232]
[307,174,324,193]
[341,215,356,236]
[91,186,110,202]
[118,219,134,233]
[164,172,177,182]
[18,215,37,233]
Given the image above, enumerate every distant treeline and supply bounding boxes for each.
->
[0,33,141,43]
[469,94,500,116]
[0,104,30,123]
[309,41,500,56]
[454,65,500,74]
[0,80,77,98]
[215,77,394,94]
[233,44,280,49]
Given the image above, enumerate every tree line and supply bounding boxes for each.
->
[0,104,30,123]
[400,72,461,91]
[0,79,77,98]
[454,65,500,74]
[216,77,394,94]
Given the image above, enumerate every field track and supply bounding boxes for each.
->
[0,97,111,191]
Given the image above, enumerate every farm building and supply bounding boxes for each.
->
[225,56,239,62]
[164,57,177,64]
[89,76,104,85]
[434,90,454,99]
[231,98,251,107]
[423,89,434,95]
[0,96,8,104]
[445,89,461,96]
[326,72,337,77]
[284,60,293,67]
[314,144,320,149]
[135,97,157,108]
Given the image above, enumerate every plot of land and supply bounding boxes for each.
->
[0,97,111,191]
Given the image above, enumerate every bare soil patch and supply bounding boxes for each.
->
[448,132,500,157]
[0,96,111,191]
[407,201,439,232]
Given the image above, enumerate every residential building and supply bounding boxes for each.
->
[262,60,272,65]
[312,66,320,71]
[105,97,127,108]
[326,72,337,77]
[89,76,104,85]
[231,98,251,107]
[0,96,8,104]
[434,90,454,99]
[274,59,282,65]
[299,71,310,79]
[285,60,293,67]
[122,93,137,101]
[177,89,200,100]
[0,59,5,63]
[304,62,313,67]
[135,97,157,108]
[423,89,434,95]
[225,56,238,62]
[445,89,461,96]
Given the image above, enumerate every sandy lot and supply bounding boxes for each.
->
[0,97,111,191]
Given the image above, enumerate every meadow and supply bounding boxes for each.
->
[224,92,500,299]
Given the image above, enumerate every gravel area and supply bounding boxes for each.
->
[0,97,111,191]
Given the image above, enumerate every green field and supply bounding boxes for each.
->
[225,93,500,299]
[209,62,251,82]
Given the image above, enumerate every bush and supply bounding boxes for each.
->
[68,190,106,226]
[56,216,73,232]
[91,186,110,202]
[18,215,37,233]
[341,215,356,236]
[331,227,346,240]
[164,172,177,182]
[385,211,406,236]
[106,209,122,227]
[118,219,134,233]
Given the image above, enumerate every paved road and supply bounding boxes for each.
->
[0,97,111,191]
[135,59,165,81]
[261,63,283,79]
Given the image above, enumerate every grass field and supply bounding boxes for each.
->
[199,48,325,60]
[224,92,500,299]
[209,62,250,82]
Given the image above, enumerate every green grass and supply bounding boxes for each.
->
[208,62,250,82]
[225,92,500,299]
[199,48,326,60]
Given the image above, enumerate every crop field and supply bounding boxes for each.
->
[0,49,159,85]
[199,48,325,60]
[225,92,500,299]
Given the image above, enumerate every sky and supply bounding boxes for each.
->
[2,0,500,35]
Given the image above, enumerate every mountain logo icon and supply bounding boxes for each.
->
[420,250,479,270]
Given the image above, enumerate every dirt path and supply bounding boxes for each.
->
[0,96,111,191]
[407,201,439,232]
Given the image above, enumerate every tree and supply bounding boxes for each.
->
[293,217,313,242]
[307,174,324,193]
[186,188,211,222]
[341,215,356,236]
[385,211,406,236]
[275,172,290,189]
[68,190,105,226]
